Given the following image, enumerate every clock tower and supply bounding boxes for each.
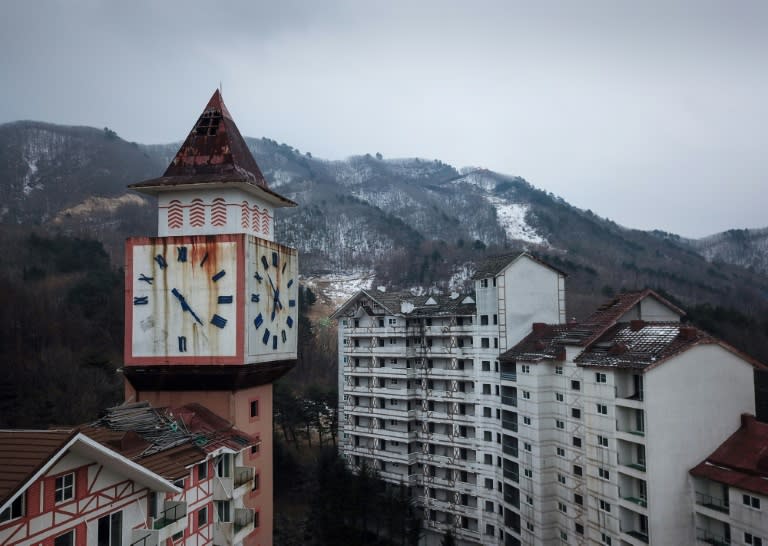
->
[123,90,297,545]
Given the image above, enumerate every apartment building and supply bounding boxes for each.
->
[0,401,261,546]
[333,253,566,545]
[501,290,761,545]
[690,413,768,546]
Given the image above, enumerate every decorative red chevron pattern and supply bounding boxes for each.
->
[251,206,261,233]
[261,208,272,236]
[211,198,227,227]
[189,198,205,227]
[167,200,183,229]
[240,201,250,230]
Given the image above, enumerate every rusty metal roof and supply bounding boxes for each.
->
[690,414,768,496]
[129,89,296,207]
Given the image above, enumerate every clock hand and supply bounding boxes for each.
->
[267,274,284,310]
[171,288,204,325]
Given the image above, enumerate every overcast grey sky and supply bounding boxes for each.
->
[1,0,766,238]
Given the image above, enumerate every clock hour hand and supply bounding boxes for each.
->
[267,274,283,311]
[171,288,204,325]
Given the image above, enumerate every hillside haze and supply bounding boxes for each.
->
[2,120,768,327]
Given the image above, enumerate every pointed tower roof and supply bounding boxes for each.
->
[130,89,295,207]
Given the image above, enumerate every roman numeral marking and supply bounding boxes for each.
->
[154,254,167,269]
[272,335,278,350]
[262,328,271,345]
[212,270,226,282]
[254,313,263,329]
[261,256,269,270]
[272,252,279,267]
[287,316,294,328]
[287,279,294,288]
[254,272,263,283]
[138,274,153,284]
[251,293,260,303]
[210,314,227,329]
[281,330,287,343]
[218,295,233,304]
[177,246,188,262]
[178,336,187,352]
[200,252,209,267]
[133,296,148,305]
[288,299,296,307]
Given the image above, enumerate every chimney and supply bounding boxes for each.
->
[532,322,548,334]
[630,320,645,331]
[677,326,698,341]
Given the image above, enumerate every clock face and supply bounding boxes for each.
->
[246,238,298,362]
[126,235,244,364]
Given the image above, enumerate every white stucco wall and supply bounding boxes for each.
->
[644,344,756,544]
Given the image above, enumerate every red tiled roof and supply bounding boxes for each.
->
[0,430,74,505]
[690,414,768,496]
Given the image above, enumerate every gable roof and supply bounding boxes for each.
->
[331,289,477,320]
[691,414,768,496]
[0,430,179,514]
[129,89,295,208]
[471,252,567,280]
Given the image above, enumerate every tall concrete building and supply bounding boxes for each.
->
[334,256,765,546]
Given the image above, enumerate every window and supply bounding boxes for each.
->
[484,431,492,442]
[251,441,260,455]
[481,338,490,348]
[54,531,75,546]
[388,318,397,325]
[601,533,612,545]
[745,533,764,546]
[485,500,494,512]
[391,378,398,385]
[55,473,74,503]
[493,314,498,325]
[571,380,580,391]
[571,408,581,419]
[480,279,489,288]
[388,337,396,345]
[556,392,564,402]
[253,472,260,492]
[485,478,494,490]
[523,416,531,425]
[215,500,231,522]
[572,436,582,448]
[97,511,123,546]
[555,366,563,375]
[597,435,609,447]
[483,407,492,418]
[526,522,534,532]
[558,474,566,485]
[481,315,489,325]
[560,531,568,541]
[599,468,610,480]
[521,365,530,374]
[485,524,495,536]
[743,494,761,509]
[558,501,567,513]
[596,372,607,383]
[575,523,584,535]
[0,494,24,522]
[525,495,533,505]
[483,384,491,395]
[197,506,208,527]
[379,318,384,327]
[390,399,398,406]
[197,462,208,480]
[524,442,532,452]
[524,468,533,478]
[556,447,565,457]
[556,419,565,429]
[216,454,231,478]
[484,454,493,465]
[494,338,499,348]
[599,499,612,513]
[573,465,583,476]
[522,391,531,400]
[574,493,583,506]
[482,361,491,371]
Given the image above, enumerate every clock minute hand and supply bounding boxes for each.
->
[171,288,204,325]
[267,274,283,310]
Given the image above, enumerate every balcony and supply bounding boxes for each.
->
[695,492,729,514]
[501,396,517,407]
[623,529,649,544]
[696,528,730,546]
[500,372,517,382]
[502,419,518,433]
[130,501,188,545]
[214,508,256,545]
[622,495,648,508]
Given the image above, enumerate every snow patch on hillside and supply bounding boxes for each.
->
[486,198,547,245]
[304,272,375,306]
[52,193,147,222]
[22,157,39,195]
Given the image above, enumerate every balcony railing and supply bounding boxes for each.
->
[624,529,649,543]
[501,396,517,407]
[130,531,157,546]
[503,468,519,482]
[502,419,518,432]
[153,502,186,529]
[234,466,254,489]
[622,495,648,508]
[695,492,729,513]
[502,444,518,457]
[500,372,517,381]
[696,528,731,546]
